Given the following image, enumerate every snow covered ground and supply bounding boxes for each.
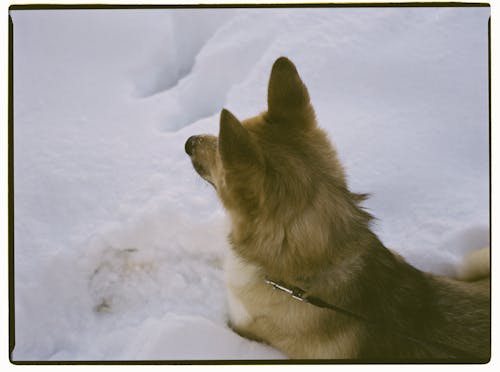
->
[11,6,490,361]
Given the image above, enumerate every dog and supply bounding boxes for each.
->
[184,57,490,361]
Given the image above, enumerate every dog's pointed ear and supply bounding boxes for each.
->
[267,57,313,123]
[219,109,255,167]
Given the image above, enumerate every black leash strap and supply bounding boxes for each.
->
[264,279,480,360]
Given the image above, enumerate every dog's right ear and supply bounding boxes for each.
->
[219,109,256,168]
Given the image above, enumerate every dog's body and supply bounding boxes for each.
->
[185,57,490,360]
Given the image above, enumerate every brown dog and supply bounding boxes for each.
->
[185,57,490,361]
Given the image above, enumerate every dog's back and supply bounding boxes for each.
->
[348,244,490,360]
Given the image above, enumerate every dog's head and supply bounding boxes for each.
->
[185,57,370,273]
[185,56,347,213]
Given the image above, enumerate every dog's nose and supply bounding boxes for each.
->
[185,135,197,156]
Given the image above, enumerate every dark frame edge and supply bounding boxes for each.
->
[7,2,492,11]
[8,11,16,364]
[6,357,491,365]
[487,13,492,364]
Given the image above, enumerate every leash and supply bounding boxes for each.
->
[264,278,481,360]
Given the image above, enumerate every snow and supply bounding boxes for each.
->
[11,7,489,361]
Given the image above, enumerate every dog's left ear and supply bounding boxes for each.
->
[267,57,314,124]
[219,109,256,168]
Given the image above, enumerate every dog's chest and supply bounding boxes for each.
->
[223,250,318,329]
[223,250,264,328]
[222,250,361,358]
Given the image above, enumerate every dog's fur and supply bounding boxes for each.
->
[185,57,490,361]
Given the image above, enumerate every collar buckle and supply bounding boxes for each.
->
[264,279,306,302]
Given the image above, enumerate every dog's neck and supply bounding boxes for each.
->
[229,215,379,287]
[226,175,377,284]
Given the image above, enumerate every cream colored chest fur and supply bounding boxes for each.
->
[224,249,260,328]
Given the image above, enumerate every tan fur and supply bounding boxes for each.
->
[456,247,490,281]
[185,57,490,361]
